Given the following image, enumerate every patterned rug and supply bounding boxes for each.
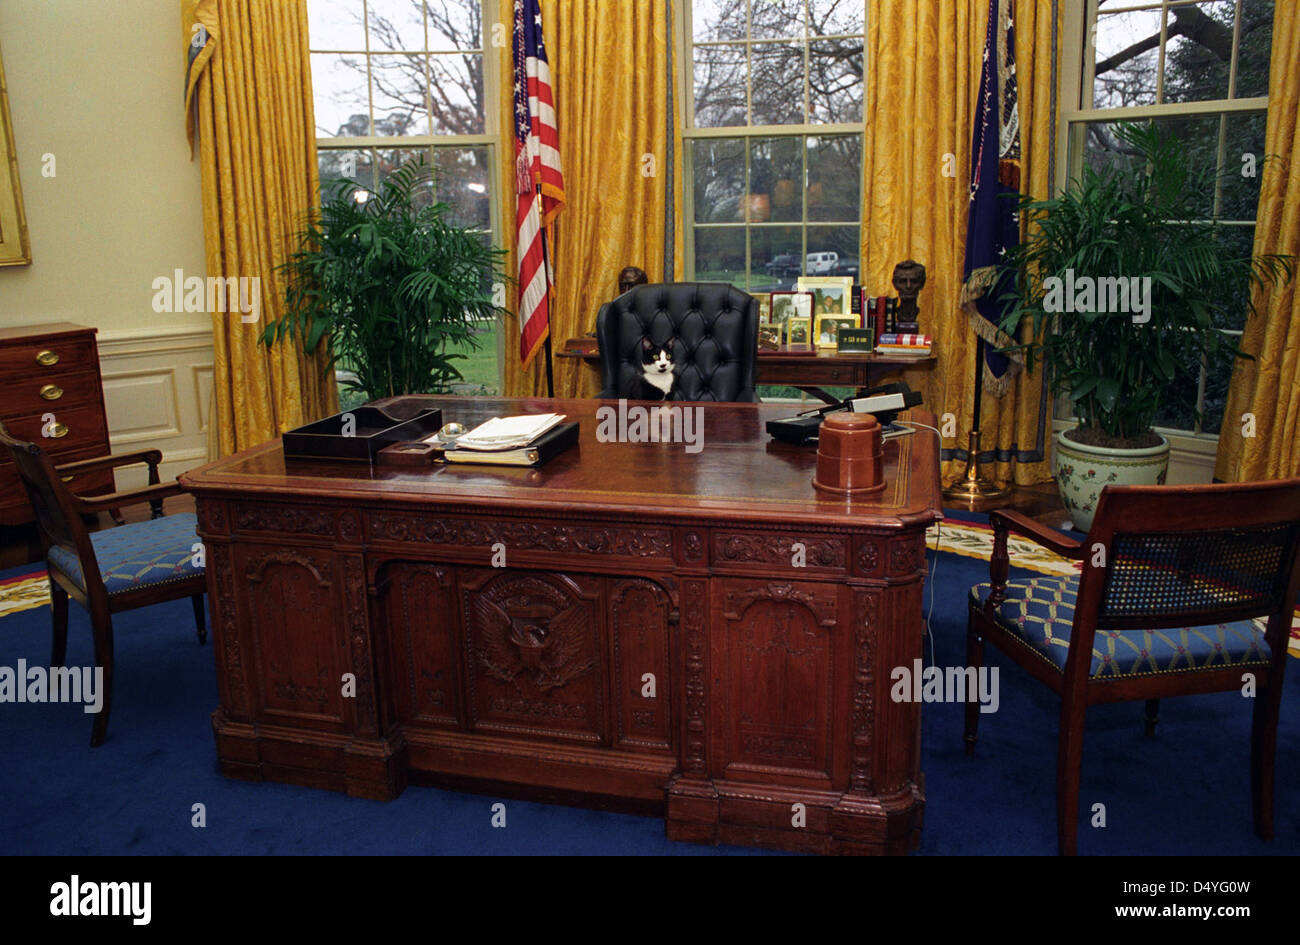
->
[930,514,1300,658]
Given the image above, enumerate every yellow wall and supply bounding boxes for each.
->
[0,0,205,334]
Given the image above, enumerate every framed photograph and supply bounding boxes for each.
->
[769,290,813,332]
[815,314,860,350]
[786,316,811,351]
[836,327,875,353]
[797,277,854,317]
[753,292,772,325]
[757,323,782,350]
[0,46,31,267]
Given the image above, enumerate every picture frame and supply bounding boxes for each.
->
[753,292,772,325]
[786,316,811,351]
[0,45,31,267]
[836,327,875,353]
[757,323,782,350]
[769,290,813,333]
[815,314,860,350]
[797,277,854,318]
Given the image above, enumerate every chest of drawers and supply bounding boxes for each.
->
[0,323,114,526]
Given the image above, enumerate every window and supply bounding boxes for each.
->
[1061,0,1274,435]
[307,0,503,396]
[683,1,866,293]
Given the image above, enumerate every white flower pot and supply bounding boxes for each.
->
[1053,429,1171,532]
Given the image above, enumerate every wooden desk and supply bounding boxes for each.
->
[559,337,935,404]
[181,397,942,854]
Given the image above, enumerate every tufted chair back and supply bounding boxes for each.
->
[595,282,759,402]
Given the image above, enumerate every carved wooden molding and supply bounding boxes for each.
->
[210,544,248,718]
[235,504,335,537]
[681,578,708,778]
[682,530,705,563]
[888,536,923,576]
[723,582,838,627]
[850,589,879,793]
[854,541,881,576]
[337,510,362,544]
[370,512,672,560]
[196,499,229,537]
[245,549,333,587]
[343,555,376,733]
[713,532,845,570]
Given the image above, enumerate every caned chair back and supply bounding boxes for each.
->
[1079,480,1300,634]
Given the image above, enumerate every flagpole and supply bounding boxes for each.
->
[944,336,1009,502]
[542,226,555,398]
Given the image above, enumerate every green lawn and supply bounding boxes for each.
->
[335,320,502,408]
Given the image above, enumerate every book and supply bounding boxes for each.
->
[444,412,567,451]
[441,422,579,467]
[877,333,932,346]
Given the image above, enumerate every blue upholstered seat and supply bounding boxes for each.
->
[970,575,1271,679]
[47,512,203,595]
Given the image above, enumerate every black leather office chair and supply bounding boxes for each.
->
[595,282,759,402]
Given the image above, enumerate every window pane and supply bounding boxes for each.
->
[1200,345,1239,434]
[367,0,425,51]
[810,0,864,37]
[805,225,859,278]
[1210,224,1258,331]
[693,138,746,223]
[309,0,365,50]
[435,147,492,230]
[1162,1,1235,104]
[750,225,803,292]
[749,137,802,223]
[1233,0,1274,97]
[806,134,860,222]
[808,38,862,123]
[426,0,483,51]
[312,53,370,137]
[370,54,430,136]
[750,0,804,39]
[319,147,374,197]
[430,53,485,134]
[1076,116,1222,219]
[1219,111,1268,222]
[751,42,805,125]
[1092,8,1161,108]
[375,148,430,204]
[694,44,748,127]
[693,0,745,43]
[694,227,747,288]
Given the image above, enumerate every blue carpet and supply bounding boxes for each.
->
[1,527,1296,856]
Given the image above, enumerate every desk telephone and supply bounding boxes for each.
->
[766,381,923,446]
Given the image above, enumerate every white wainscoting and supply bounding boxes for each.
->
[97,325,214,491]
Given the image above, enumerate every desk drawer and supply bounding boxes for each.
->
[0,335,99,380]
[4,370,104,415]
[1,404,110,456]
[760,360,866,387]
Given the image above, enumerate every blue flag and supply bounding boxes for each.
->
[961,0,1023,396]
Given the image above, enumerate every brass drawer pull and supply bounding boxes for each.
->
[35,349,60,366]
[48,422,69,439]
[40,383,64,401]
[60,475,75,483]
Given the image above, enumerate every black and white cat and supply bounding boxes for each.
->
[631,337,676,401]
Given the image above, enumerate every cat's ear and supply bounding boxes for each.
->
[641,337,654,352]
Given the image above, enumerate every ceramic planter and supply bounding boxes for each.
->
[1054,428,1170,532]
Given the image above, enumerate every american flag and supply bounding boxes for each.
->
[513,0,565,368]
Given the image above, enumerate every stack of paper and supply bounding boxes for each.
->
[452,413,567,452]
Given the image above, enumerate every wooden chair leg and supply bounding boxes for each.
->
[89,609,114,748]
[964,608,985,756]
[1143,698,1159,737]
[1056,696,1087,856]
[50,582,69,667]
[1251,670,1284,841]
[191,594,207,645]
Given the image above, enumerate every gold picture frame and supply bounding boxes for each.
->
[0,45,31,267]
[797,277,854,317]
[815,314,860,350]
[786,316,811,351]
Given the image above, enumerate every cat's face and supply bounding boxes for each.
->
[640,339,673,376]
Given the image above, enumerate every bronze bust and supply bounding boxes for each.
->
[618,266,648,296]
[892,260,926,331]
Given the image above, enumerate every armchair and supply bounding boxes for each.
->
[0,421,207,746]
[966,482,1300,854]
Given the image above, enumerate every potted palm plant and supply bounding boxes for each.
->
[263,155,507,401]
[1000,122,1292,529]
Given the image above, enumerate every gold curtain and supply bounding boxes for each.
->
[500,0,678,398]
[860,0,1057,486]
[1215,6,1300,481]
[184,0,337,457]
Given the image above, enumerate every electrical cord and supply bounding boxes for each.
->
[897,419,944,667]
